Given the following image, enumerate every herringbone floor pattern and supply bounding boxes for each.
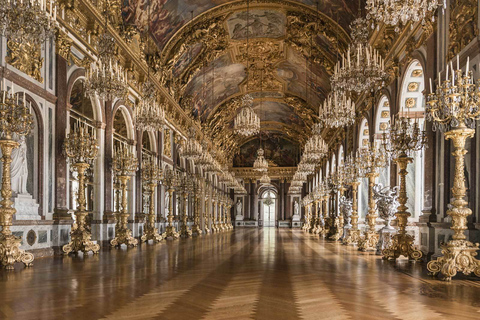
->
[0,229,479,319]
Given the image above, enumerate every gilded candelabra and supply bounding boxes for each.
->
[426,58,480,280]
[320,184,330,237]
[381,116,426,261]
[226,198,234,230]
[310,188,320,234]
[343,155,362,245]
[162,167,180,240]
[62,123,100,255]
[110,144,138,247]
[203,194,210,234]
[302,195,312,232]
[0,89,34,269]
[330,168,346,241]
[358,142,387,251]
[179,174,193,238]
[190,177,203,236]
[140,156,163,243]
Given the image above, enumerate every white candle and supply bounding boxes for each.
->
[466,56,470,74]
[457,54,459,71]
[429,78,433,93]
[450,61,454,85]
[446,64,449,81]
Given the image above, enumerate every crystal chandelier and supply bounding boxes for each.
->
[366,0,446,32]
[234,94,260,137]
[303,123,328,164]
[319,90,355,128]
[330,17,387,93]
[253,147,268,173]
[297,160,315,175]
[64,123,99,166]
[1,0,57,45]
[182,127,203,162]
[85,30,129,101]
[135,81,165,132]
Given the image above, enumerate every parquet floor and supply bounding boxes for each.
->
[1,229,480,320]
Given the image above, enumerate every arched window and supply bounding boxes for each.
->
[399,60,426,218]
[113,106,135,214]
[69,79,97,212]
[375,95,391,188]
[261,189,277,227]
[358,118,369,219]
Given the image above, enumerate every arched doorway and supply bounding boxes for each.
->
[260,189,277,227]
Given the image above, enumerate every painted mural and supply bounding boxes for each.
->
[184,54,246,121]
[252,100,303,127]
[172,43,203,77]
[227,9,286,40]
[122,0,361,50]
[233,133,300,167]
[276,47,329,108]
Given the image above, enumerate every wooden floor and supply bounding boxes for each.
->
[1,229,480,320]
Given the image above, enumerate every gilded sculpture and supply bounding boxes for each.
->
[6,40,43,83]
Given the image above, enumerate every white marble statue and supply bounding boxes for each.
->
[235,199,244,221]
[165,191,170,216]
[235,199,242,216]
[294,201,299,216]
[11,135,29,195]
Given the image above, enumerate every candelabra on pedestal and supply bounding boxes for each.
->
[63,123,100,255]
[203,194,210,234]
[220,196,227,231]
[0,90,34,269]
[191,178,203,236]
[343,155,363,245]
[179,174,193,238]
[302,196,311,232]
[110,144,138,247]
[319,182,330,237]
[310,188,321,234]
[381,116,426,260]
[226,198,234,230]
[426,58,480,280]
[162,167,180,240]
[330,169,346,241]
[140,156,163,243]
[358,142,387,251]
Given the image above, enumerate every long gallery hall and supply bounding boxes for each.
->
[1,0,480,319]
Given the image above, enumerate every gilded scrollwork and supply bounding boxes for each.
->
[448,0,478,60]
[6,40,44,83]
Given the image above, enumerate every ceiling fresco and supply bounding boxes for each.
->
[123,0,360,50]
[123,0,363,165]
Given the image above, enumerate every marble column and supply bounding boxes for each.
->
[135,130,143,222]
[252,180,258,220]
[53,52,70,220]
[103,100,114,222]
[279,181,284,220]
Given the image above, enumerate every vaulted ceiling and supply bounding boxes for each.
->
[123,0,364,167]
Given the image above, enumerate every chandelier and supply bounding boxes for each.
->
[366,0,446,32]
[381,116,427,158]
[303,123,328,164]
[253,147,269,173]
[85,31,129,101]
[358,141,387,176]
[330,17,387,93]
[297,160,315,175]
[134,81,165,132]
[319,90,355,128]
[182,127,203,162]
[1,0,57,45]
[234,94,260,137]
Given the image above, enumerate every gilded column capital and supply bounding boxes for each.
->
[55,29,72,61]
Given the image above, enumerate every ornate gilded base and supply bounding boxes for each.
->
[110,227,138,247]
[204,227,210,234]
[63,227,100,255]
[382,233,422,261]
[141,226,163,243]
[191,224,203,236]
[343,229,362,245]
[179,224,193,238]
[0,233,34,269]
[163,225,180,240]
[427,240,480,281]
[329,217,343,241]
[358,231,379,252]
